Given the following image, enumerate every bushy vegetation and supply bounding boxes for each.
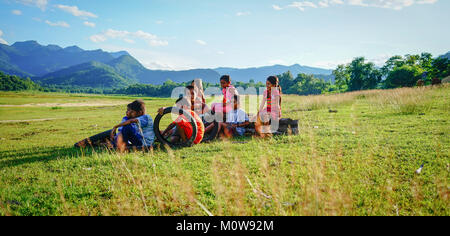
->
[334,53,450,92]
[0,71,42,91]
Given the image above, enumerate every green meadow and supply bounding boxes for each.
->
[0,85,448,216]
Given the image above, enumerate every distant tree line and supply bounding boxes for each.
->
[1,52,448,96]
[332,53,450,93]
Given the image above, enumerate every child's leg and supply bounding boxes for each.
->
[118,124,143,152]
[115,133,127,153]
[217,122,226,137]
[205,123,215,133]
[223,124,234,138]
[175,123,187,142]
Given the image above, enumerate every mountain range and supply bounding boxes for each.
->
[0,40,336,88]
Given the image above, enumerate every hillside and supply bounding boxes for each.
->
[34,61,133,88]
[0,71,41,91]
[214,64,334,83]
[141,68,220,85]
[439,51,450,60]
[1,41,337,86]
[0,41,124,76]
[106,55,148,82]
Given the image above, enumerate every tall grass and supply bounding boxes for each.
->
[0,86,449,216]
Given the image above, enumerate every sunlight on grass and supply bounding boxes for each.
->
[0,85,449,216]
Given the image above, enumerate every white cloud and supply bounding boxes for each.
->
[45,20,70,28]
[123,38,135,44]
[90,29,168,47]
[275,0,438,11]
[156,20,164,24]
[16,0,48,11]
[0,30,8,45]
[83,21,95,28]
[236,11,251,16]
[56,5,97,18]
[217,51,225,55]
[272,5,283,10]
[347,0,438,10]
[12,10,22,15]
[289,1,318,11]
[196,39,207,45]
[90,34,107,43]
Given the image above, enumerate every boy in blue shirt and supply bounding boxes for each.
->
[220,95,250,138]
[110,99,155,152]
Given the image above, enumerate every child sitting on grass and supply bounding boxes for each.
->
[219,95,250,138]
[159,97,205,145]
[110,99,155,152]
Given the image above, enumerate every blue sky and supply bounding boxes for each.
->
[1,0,449,70]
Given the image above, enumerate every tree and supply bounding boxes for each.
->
[290,73,329,95]
[405,54,420,66]
[278,71,295,92]
[384,65,424,88]
[332,64,350,91]
[381,55,404,78]
[430,57,450,79]
[347,57,382,91]
[419,52,433,71]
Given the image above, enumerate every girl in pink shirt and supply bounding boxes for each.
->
[256,76,282,136]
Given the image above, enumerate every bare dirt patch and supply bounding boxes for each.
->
[0,118,60,123]
[0,101,128,108]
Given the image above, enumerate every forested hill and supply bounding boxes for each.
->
[1,41,334,87]
[34,61,133,89]
[0,71,42,91]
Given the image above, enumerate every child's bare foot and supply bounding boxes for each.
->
[74,139,88,148]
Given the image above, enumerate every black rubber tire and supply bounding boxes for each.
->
[153,107,198,147]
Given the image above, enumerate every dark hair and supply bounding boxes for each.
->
[186,85,195,90]
[267,76,282,109]
[220,75,231,83]
[175,97,190,107]
[267,75,282,93]
[267,76,279,87]
[233,95,240,104]
[127,100,145,114]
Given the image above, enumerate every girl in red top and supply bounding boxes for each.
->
[211,75,238,116]
[159,97,205,145]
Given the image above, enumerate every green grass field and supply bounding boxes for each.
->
[0,85,448,216]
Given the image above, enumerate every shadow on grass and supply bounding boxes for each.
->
[0,146,111,169]
[1,134,276,169]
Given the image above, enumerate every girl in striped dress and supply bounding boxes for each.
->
[256,76,282,137]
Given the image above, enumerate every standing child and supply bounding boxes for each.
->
[210,75,238,116]
[206,75,239,134]
[256,76,282,137]
[110,100,155,152]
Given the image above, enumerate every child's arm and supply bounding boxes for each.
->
[110,119,140,140]
[231,121,250,128]
[162,123,176,136]
[258,95,267,113]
